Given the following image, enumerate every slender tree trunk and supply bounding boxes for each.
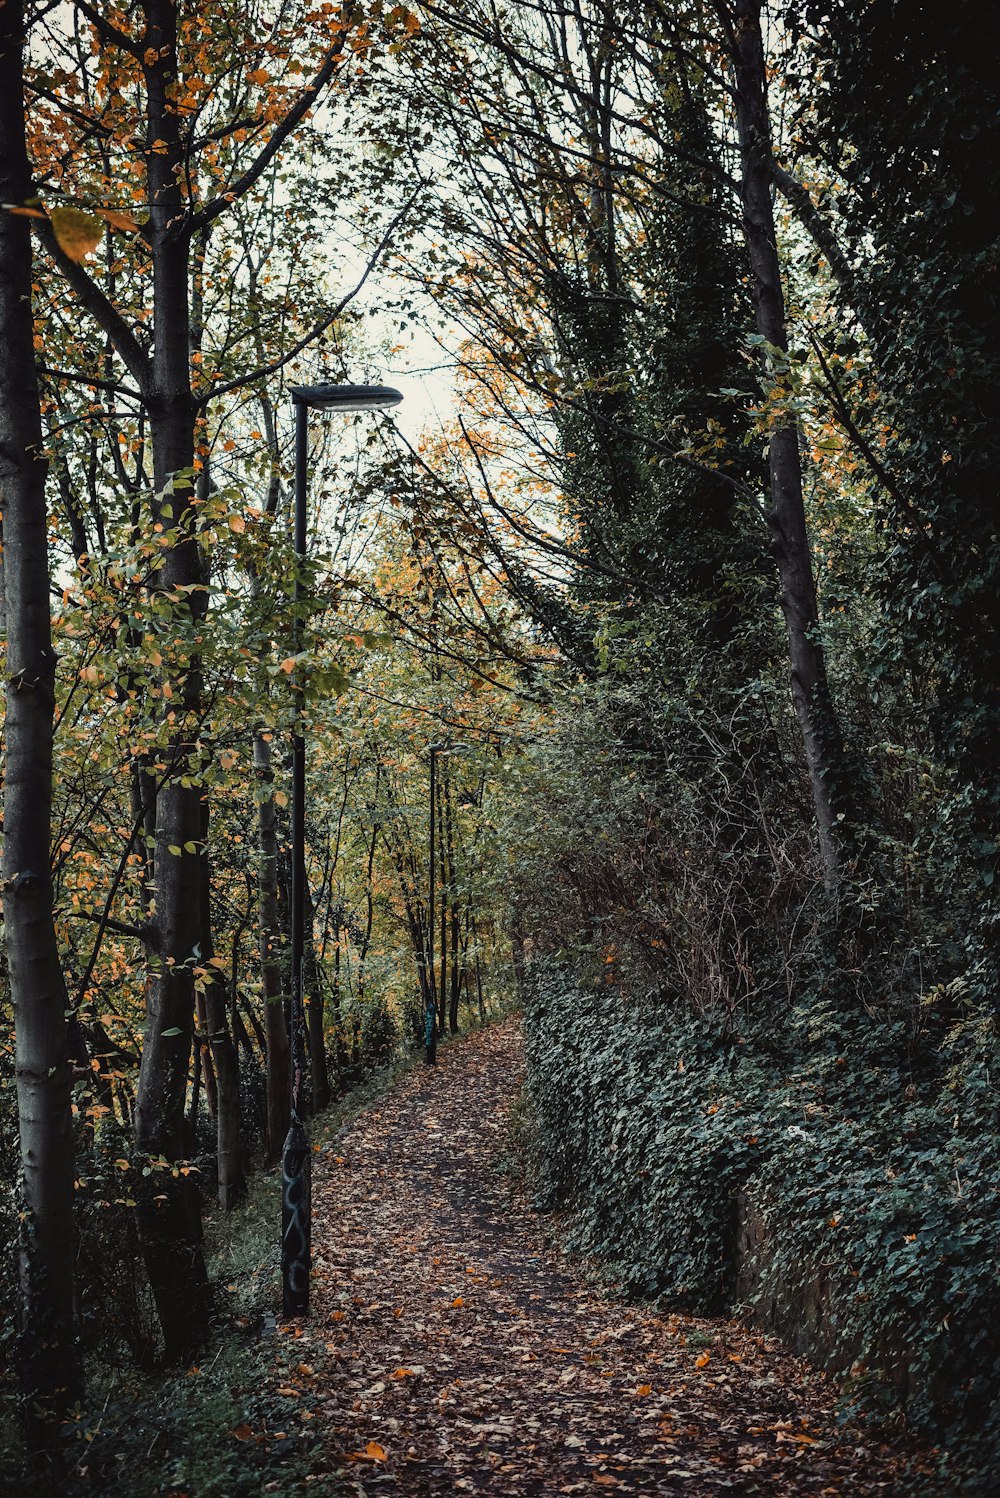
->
[202,973,243,1205]
[303,879,330,1111]
[194,990,218,1118]
[236,982,268,1062]
[255,732,290,1163]
[132,0,210,1358]
[474,950,485,1025]
[200,813,245,1209]
[356,799,378,1004]
[0,0,80,1429]
[449,901,462,1033]
[729,0,845,887]
[187,1041,201,1154]
[442,783,461,1032]
[437,773,448,1032]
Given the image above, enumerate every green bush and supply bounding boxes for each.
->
[523,960,1000,1492]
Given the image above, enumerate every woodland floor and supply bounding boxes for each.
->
[256,1019,921,1496]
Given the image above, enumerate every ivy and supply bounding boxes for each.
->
[523,958,1000,1490]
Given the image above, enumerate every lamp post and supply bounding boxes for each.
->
[281,382,402,1319]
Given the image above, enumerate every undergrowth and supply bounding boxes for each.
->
[522,960,1000,1497]
[0,1048,420,1498]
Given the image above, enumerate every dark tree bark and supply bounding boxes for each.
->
[255,731,290,1163]
[131,0,211,1357]
[728,0,845,886]
[303,879,330,1112]
[0,0,80,1431]
[194,988,218,1120]
[200,809,245,1210]
[26,0,351,1359]
[449,899,462,1033]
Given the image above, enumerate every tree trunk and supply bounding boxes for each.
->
[449,902,462,1033]
[303,879,330,1112]
[730,0,845,887]
[355,798,378,1005]
[437,774,448,1032]
[132,0,210,1359]
[200,811,245,1210]
[187,1038,201,1155]
[0,0,80,1430]
[255,732,290,1163]
[194,989,218,1119]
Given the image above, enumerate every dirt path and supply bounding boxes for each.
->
[273,1021,913,1495]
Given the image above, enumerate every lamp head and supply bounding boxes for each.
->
[290,382,403,412]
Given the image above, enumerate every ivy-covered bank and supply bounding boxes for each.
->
[522,963,1000,1494]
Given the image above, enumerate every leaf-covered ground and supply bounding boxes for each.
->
[260,1020,921,1495]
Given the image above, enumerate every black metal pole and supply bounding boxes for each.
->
[282,397,311,1317]
[425,746,437,1064]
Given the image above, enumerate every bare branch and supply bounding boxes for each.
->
[188,36,347,235]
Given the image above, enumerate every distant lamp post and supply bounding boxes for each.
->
[281,381,402,1319]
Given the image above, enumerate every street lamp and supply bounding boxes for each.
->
[281,381,403,1319]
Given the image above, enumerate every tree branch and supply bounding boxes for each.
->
[67,910,155,944]
[39,362,143,402]
[770,159,858,303]
[73,0,143,58]
[197,190,421,405]
[35,219,152,393]
[188,35,347,235]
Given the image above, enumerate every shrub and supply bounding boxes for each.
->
[523,959,1000,1491]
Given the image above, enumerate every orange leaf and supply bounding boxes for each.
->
[451,1296,464,1308]
[636,1383,652,1396]
[95,207,142,233]
[694,1352,711,1369]
[4,202,47,219]
[392,1368,413,1379]
[51,204,103,262]
[280,658,296,673]
[365,1441,386,1461]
